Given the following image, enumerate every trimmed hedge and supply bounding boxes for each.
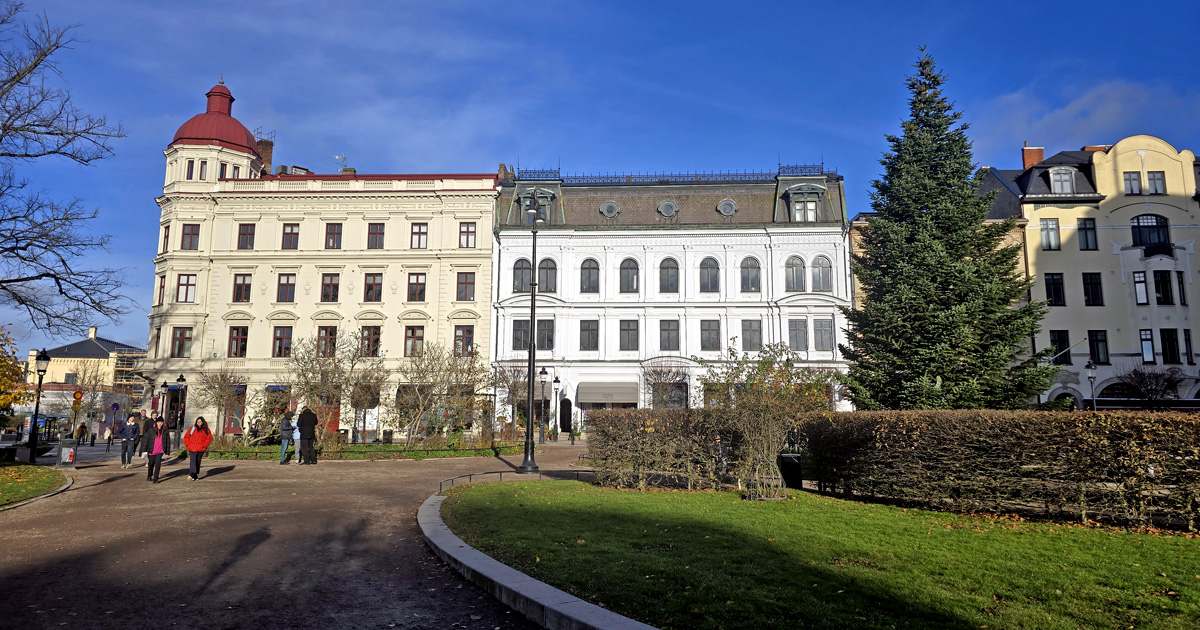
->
[589,408,728,490]
[798,410,1200,530]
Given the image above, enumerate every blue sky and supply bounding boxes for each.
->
[11,0,1200,354]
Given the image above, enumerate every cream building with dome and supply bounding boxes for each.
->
[140,83,497,434]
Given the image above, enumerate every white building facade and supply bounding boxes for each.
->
[492,167,853,434]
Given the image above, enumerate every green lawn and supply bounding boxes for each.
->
[0,462,66,507]
[442,481,1199,630]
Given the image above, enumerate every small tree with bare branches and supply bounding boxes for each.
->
[194,367,254,442]
[641,356,694,409]
[391,343,489,447]
[490,360,527,441]
[1116,364,1189,409]
[285,327,389,440]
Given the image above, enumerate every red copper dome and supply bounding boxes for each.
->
[170,83,259,157]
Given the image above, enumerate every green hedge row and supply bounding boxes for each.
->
[588,408,730,490]
[798,410,1200,530]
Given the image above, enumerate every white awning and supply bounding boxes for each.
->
[576,382,639,404]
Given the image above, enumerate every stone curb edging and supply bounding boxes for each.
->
[419,493,658,630]
[0,475,73,512]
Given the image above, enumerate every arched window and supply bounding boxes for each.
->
[699,257,720,293]
[538,260,557,293]
[1131,214,1171,256]
[620,259,639,293]
[513,259,531,293]
[812,257,832,292]
[659,258,679,293]
[785,256,805,292]
[740,258,761,292]
[580,259,599,293]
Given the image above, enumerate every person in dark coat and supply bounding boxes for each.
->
[139,412,156,460]
[278,410,295,465]
[117,413,141,469]
[143,417,171,483]
[295,407,319,465]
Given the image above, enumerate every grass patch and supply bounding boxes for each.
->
[442,481,1200,630]
[0,462,66,507]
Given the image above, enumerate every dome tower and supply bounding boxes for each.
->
[163,81,262,189]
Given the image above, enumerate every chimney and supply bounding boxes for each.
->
[88,326,97,339]
[1022,142,1044,170]
[257,138,274,175]
[340,167,356,175]
[1081,144,1111,153]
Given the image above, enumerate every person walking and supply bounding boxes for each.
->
[103,422,114,453]
[278,410,295,465]
[292,423,301,465]
[138,411,155,461]
[143,417,170,483]
[296,406,318,465]
[183,417,213,481]
[75,423,87,441]
[117,413,141,469]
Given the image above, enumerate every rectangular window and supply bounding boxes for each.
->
[1044,273,1065,306]
[1082,273,1103,306]
[161,225,170,253]
[281,223,299,249]
[1177,271,1188,306]
[1186,330,1195,365]
[176,274,197,303]
[277,273,296,302]
[619,320,638,351]
[361,326,381,357]
[317,326,338,357]
[1153,270,1174,305]
[660,320,680,351]
[1123,171,1142,195]
[456,272,475,301]
[1051,171,1073,194]
[814,319,834,351]
[325,223,342,249]
[1133,271,1149,305]
[198,160,208,180]
[186,159,194,180]
[157,275,166,306]
[232,165,240,179]
[170,327,193,358]
[181,224,200,250]
[459,222,476,248]
[237,224,255,250]
[232,273,252,302]
[1077,218,1097,251]
[363,273,382,302]
[788,318,807,351]
[537,319,555,351]
[153,327,161,359]
[404,326,425,357]
[700,320,720,352]
[1049,330,1071,365]
[1161,329,1181,364]
[407,273,426,302]
[320,273,340,302]
[1147,171,1166,194]
[410,223,428,249]
[1088,330,1109,364]
[219,163,227,179]
[367,223,385,249]
[454,325,474,356]
[227,326,248,358]
[272,326,292,358]
[742,320,762,352]
[1040,219,1060,250]
[1141,329,1155,363]
[580,320,599,351]
[513,319,530,351]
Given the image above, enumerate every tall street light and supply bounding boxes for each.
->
[538,366,548,444]
[1084,360,1097,411]
[553,375,560,442]
[518,191,545,474]
[175,374,187,451]
[26,349,50,463]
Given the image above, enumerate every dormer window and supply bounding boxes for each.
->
[1049,167,1074,194]
[784,184,825,222]
[517,188,556,225]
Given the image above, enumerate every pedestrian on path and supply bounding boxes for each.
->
[183,417,213,481]
[143,417,170,483]
[138,411,155,461]
[104,423,114,452]
[296,406,318,465]
[292,423,301,465]
[278,410,295,465]
[117,413,141,468]
[75,423,87,441]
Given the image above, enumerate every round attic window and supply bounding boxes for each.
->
[716,198,738,216]
[657,200,678,217]
[599,201,620,218]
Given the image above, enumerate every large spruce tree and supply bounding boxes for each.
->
[839,51,1057,410]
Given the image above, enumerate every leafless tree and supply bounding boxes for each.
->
[69,359,107,437]
[641,356,694,409]
[1116,364,1189,409]
[194,367,251,441]
[392,343,489,447]
[285,327,389,440]
[490,360,527,441]
[0,3,128,336]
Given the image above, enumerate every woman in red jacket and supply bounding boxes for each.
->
[183,417,214,481]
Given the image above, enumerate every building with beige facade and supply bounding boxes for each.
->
[140,83,496,434]
[982,135,1200,407]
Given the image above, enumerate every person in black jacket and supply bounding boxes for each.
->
[117,413,142,469]
[278,410,295,465]
[142,417,171,483]
[295,407,319,465]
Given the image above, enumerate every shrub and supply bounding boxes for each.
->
[589,408,724,490]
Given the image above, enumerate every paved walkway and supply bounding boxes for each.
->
[0,443,587,630]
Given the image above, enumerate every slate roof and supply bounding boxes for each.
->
[46,336,145,360]
[977,169,1024,220]
[1009,151,1103,200]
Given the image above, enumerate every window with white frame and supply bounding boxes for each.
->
[1040,219,1060,250]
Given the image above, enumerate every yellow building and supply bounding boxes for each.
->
[23,326,146,433]
[983,135,1200,406]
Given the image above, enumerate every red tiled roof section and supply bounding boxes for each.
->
[170,83,260,158]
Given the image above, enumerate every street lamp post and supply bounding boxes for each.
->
[175,374,187,451]
[26,349,50,463]
[538,367,547,444]
[552,375,560,442]
[1085,360,1097,411]
[518,192,545,474]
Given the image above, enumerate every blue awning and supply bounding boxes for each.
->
[265,385,289,392]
